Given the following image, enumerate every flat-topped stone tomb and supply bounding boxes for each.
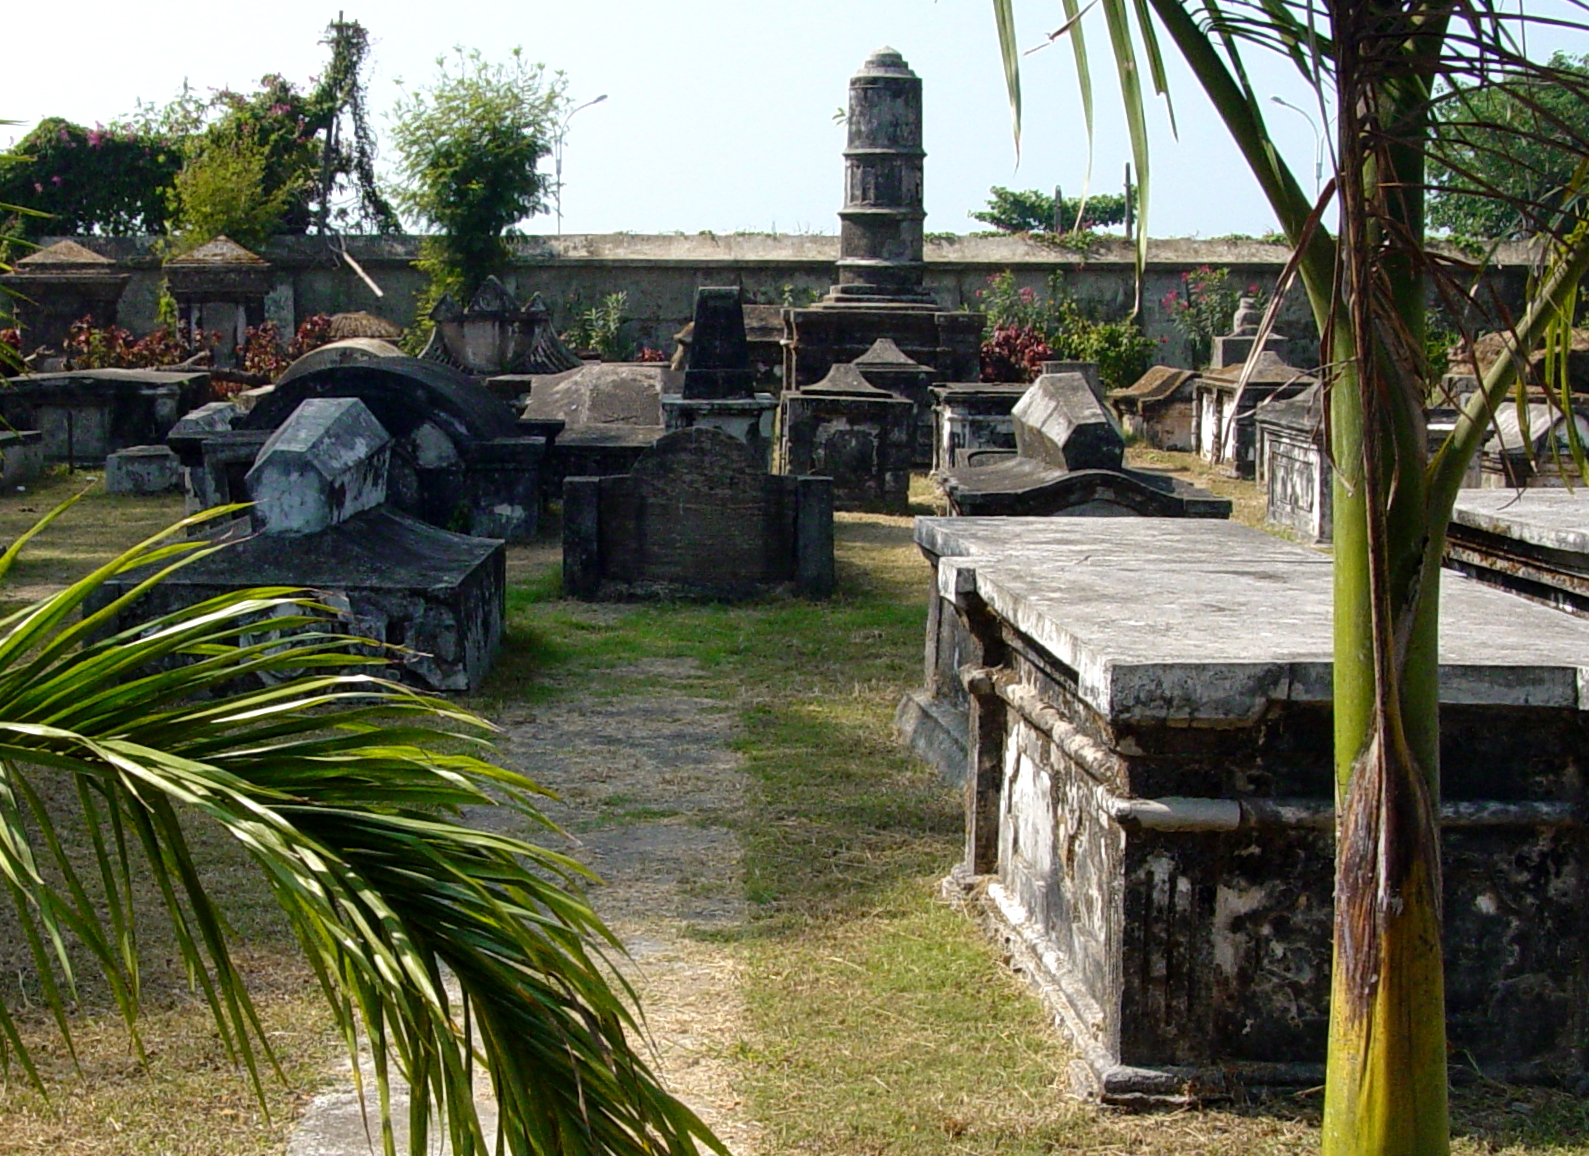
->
[899,516,1589,1101]
[1447,488,1589,615]
[564,426,833,601]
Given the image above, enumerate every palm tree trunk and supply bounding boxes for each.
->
[1322,47,1450,1155]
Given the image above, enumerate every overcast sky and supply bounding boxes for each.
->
[6,1,1587,239]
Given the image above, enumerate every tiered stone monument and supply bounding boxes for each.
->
[164,236,273,369]
[782,48,982,389]
[778,361,914,513]
[940,373,1231,517]
[0,240,129,354]
[661,287,778,468]
[101,396,505,691]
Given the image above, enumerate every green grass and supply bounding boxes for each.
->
[498,507,1589,1156]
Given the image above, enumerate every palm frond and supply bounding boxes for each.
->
[0,508,723,1156]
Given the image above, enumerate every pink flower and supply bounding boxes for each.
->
[51,175,63,187]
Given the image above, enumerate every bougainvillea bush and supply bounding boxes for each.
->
[62,318,217,370]
[1160,266,1262,368]
[976,271,1155,388]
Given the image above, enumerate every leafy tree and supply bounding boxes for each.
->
[1427,53,1589,239]
[167,126,299,250]
[970,185,1134,233]
[4,18,395,249]
[0,117,184,240]
[390,47,568,304]
[994,2,1589,1152]
[0,498,722,1156]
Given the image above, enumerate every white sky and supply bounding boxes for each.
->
[5,1,1587,239]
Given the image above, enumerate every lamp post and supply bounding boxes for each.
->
[1270,95,1325,197]
[554,94,608,236]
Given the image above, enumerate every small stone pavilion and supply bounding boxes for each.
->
[782,48,982,390]
[0,240,129,353]
[164,236,273,368]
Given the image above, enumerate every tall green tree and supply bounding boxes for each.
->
[1427,52,1589,239]
[992,4,1589,1153]
[970,185,1134,233]
[389,47,568,303]
[0,496,722,1156]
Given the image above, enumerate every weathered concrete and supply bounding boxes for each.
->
[240,357,544,542]
[941,374,1230,518]
[89,508,504,692]
[0,240,128,353]
[1447,489,1589,616]
[930,382,1028,475]
[1255,382,1331,543]
[0,368,210,464]
[778,362,914,513]
[903,516,1589,1099]
[246,398,391,535]
[104,444,182,494]
[0,430,44,490]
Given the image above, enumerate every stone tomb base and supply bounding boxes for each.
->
[89,508,504,692]
[563,427,833,601]
[901,517,1589,1101]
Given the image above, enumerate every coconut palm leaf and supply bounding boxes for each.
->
[0,506,723,1156]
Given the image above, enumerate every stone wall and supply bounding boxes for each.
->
[33,234,1538,372]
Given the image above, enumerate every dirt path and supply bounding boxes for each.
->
[289,659,762,1156]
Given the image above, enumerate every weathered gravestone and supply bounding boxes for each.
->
[662,288,778,467]
[105,445,182,494]
[0,368,210,465]
[929,381,1029,476]
[0,240,128,354]
[95,397,505,691]
[563,427,833,600]
[246,398,391,535]
[778,362,914,513]
[941,373,1231,517]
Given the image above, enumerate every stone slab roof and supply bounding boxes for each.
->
[16,240,115,267]
[1113,365,1195,402]
[918,516,1589,722]
[1452,489,1589,557]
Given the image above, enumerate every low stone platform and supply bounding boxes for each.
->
[1447,489,1589,616]
[900,516,1589,1102]
[90,508,504,692]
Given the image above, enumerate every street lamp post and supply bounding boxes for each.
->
[1270,95,1326,198]
[554,94,608,236]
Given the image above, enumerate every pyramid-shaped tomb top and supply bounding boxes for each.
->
[165,235,269,266]
[852,337,922,368]
[17,239,115,267]
[808,362,889,395]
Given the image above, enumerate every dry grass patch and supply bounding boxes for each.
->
[1127,445,1270,530]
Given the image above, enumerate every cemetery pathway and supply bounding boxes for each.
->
[287,656,763,1156]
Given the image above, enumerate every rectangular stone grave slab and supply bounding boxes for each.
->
[88,508,504,692]
[1447,489,1589,616]
[105,445,182,494]
[900,516,1589,1101]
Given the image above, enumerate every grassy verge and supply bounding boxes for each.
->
[499,501,1589,1156]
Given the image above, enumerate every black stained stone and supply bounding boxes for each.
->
[681,287,755,400]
